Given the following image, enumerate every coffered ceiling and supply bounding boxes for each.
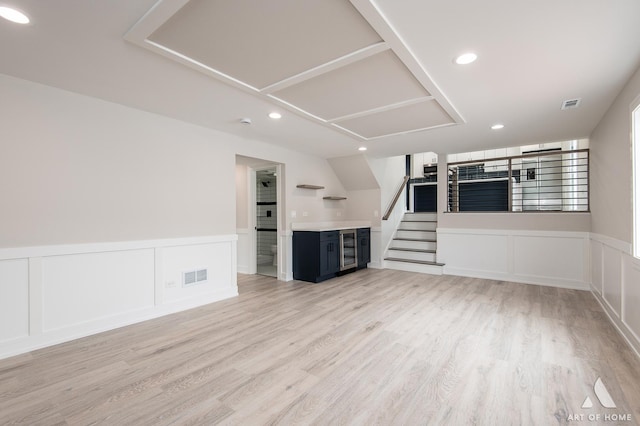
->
[1,0,640,158]
[126,0,462,141]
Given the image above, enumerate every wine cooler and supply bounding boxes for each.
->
[339,229,358,271]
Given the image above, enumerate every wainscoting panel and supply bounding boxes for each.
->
[438,228,589,289]
[0,235,238,360]
[162,242,234,303]
[591,239,603,295]
[590,234,639,356]
[439,232,509,275]
[42,250,155,332]
[513,235,585,283]
[0,259,29,343]
[622,254,640,346]
[602,244,623,315]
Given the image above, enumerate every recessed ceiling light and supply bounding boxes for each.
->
[491,124,505,130]
[454,52,477,65]
[0,6,30,24]
[358,147,367,151]
[268,112,282,119]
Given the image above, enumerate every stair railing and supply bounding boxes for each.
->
[383,175,410,220]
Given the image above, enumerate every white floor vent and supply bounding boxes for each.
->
[182,268,208,287]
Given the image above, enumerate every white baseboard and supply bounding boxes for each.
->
[443,267,589,290]
[0,287,237,360]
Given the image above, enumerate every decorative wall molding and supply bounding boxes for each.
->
[438,228,590,290]
[0,235,237,261]
[590,233,640,358]
[0,235,238,360]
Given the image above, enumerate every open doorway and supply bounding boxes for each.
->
[255,168,278,277]
[235,155,283,280]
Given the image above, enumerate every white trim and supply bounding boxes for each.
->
[589,232,640,360]
[0,235,239,360]
[437,228,590,290]
[0,287,238,361]
[348,0,465,125]
[632,96,640,258]
[591,285,640,359]
[125,0,463,143]
[28,257,43,336]
[439,227,590,239]
[250,163,284,280]
[154,247,163,306]
[591,232,632,254]
[329,96,432,123]
[261,42,389,94]
[0,235,237,261]
[291,221,372,231]
[408,181,437,212]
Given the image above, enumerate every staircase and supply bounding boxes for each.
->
[384,212,444,275]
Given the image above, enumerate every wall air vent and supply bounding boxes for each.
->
[182,268,208,287]
[561,98,582,110]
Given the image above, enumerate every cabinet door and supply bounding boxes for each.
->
[319,239,339,276]
[357,228,371,266]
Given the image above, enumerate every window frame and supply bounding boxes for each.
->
[632,97,640,258]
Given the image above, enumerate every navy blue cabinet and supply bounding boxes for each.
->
[293,231,339,283]
[293,228,370,283]
[357,228,371,269]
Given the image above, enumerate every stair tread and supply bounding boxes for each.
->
[401,220,437,223]
[388,247,436,253]
[393,237,437,242]
[385,257,444,266]
[397,228,436,231]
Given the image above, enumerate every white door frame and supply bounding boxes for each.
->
[248,163,283,279]
[409,181,437,212]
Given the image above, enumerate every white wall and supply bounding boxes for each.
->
[439,212,591,232]
[588,63,640,355]
[590,65,640,242]
[235,163,249,230]
[0,74,236,248]
[369,155,407,265]
[235,163,250,274]
[234,142,349,229]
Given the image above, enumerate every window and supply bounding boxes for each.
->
[633,100,640,257]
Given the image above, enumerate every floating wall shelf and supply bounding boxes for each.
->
[323,196,347,200]
[297,184,325,190]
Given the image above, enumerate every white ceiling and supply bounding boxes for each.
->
[1,0,640,159]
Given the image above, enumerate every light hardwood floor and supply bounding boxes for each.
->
[1,269,639,425]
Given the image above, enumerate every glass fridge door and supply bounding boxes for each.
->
[340,230,358,271]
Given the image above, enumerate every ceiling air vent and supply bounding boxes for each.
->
[561,98,582,110]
